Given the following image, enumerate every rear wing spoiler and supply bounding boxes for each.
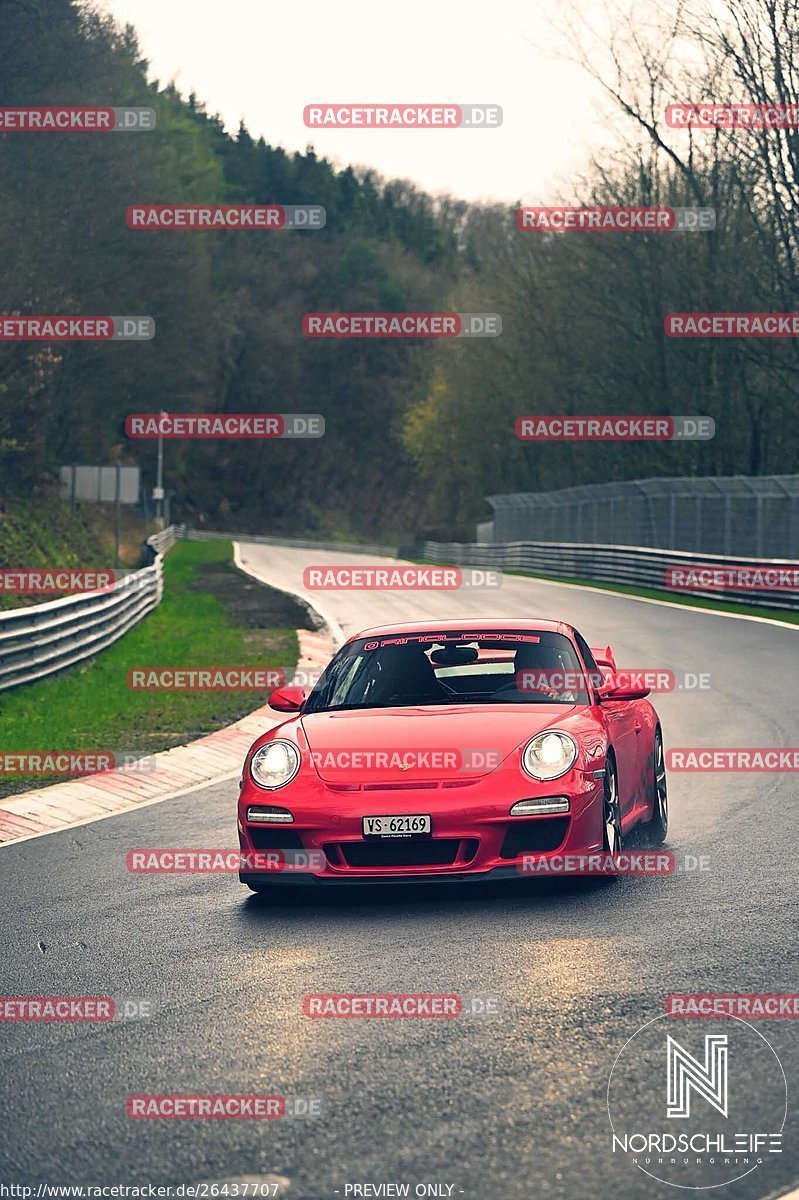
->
[590,644,617,673]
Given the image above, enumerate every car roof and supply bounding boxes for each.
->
[348,617,574,642]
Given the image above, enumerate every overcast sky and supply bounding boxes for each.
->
[97,0,621,204]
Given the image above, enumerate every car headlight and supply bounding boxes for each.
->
[250,741,300,789]
[522,731,578,781]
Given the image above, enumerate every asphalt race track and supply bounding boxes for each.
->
[2,545,798,1200]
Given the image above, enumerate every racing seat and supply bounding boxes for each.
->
[368,646,447,706]
[493,642,571,700]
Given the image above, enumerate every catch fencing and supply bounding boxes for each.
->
[485,476,799,559]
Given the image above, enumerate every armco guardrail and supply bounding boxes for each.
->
[144,523,181,559]
[183,527,398,556]
[0,526,179,692]
[417,539,799,612]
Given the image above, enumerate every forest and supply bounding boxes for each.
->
[2,0,797,540]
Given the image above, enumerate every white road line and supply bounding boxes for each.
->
[758,1183,799,1200]
[0,769,242,848]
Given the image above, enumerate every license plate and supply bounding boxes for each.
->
[362,814,431,838]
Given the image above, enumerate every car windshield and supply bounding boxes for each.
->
[302,630,591,712]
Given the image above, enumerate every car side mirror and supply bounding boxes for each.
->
[268,686,307,712]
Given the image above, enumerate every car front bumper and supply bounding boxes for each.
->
[237,764,606,886]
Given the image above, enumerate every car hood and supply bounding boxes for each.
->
[300,704,579,784]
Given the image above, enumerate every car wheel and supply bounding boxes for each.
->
[602,758,623,856]
[642,728,669,844]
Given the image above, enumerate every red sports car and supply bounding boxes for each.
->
[237,619,668,889]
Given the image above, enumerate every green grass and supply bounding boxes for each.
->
[0,490,142,611]
[0,540,298,791]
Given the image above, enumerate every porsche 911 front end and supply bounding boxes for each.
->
[237,618,664,890]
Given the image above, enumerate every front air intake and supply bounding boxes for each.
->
[499,817,569,858]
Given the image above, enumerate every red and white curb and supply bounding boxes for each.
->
[0,552,338,848]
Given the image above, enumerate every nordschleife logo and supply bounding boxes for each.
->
[607,1014,786,1189]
